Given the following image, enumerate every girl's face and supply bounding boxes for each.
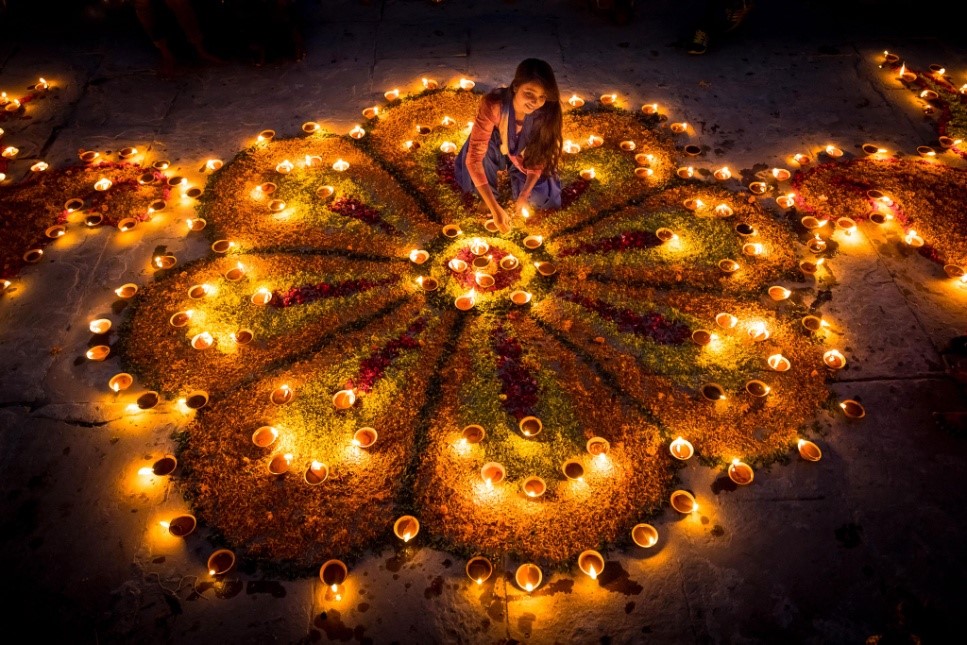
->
[513,81,547,116]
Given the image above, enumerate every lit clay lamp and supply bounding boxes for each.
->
[944,265,966,279]
[586,437,610,459]
[422,77,439,90]
[772,168,792,181]
[151,454,178,476]
[904,230,925,248]
[798,439,822,461]
[251,287,273,306]
[187,284,212,300]
[883,51,900,64]
[800,216,825,230]
[304,461,329,486]
[302,121,321,134]
[836,217,858,235]
[169,310,193,328]
[767,354,791,372]
[523,235,543,250]
[823,349,847,370]
[745,380,771,397]
[79,151,99,163]
[578,550,605,580]
[799,258,824,276]
[713,166,732,181]
[747,322,770,342]
[231,329,252,345]
[384,88,400,102]
[462,424,486,445]
[86,345,110,361]
[669,436,694,460]
[186,218,206,232]
[190,332,214,350]
[442,224,462,238]
[824,145,844,158]
[840,399,866,419]
[418,276,439,292]
[333,389,356,410]
[897,64,917,83]
[30,161,49,173]
[641,102,659,115]
[634,153,655,165]
[89,318,112,334]
[153,159,171,171]
[499,255,519,270]
[656,228,676,243]
[522,476,546,498]
[917,146,936,157]
[85,213,104,227]
[807,235,827,254]
[727,459,754,485]
[270,384,294,405]
[349,125,366,140]
[515,564,543,593]
[862,143,887,155]
[207,549,236,577]
[793,153,812,166]
[212,239,234,254]
[670,490,698,514]
[257,129,275,142]
[748,181,768,195]
[768,286,791,301]
[268,199,286,213]
[137,391,160,410]
[938,136,961,149]
[632,523,659,548]
[469,238,489,256]
[677,166,695,178]
[511,290,532,305]
[480,462,505,488]
[332,159,350,172]
[466,557,493,585]
[394,515,421,542]
[691,329,712,346]
[184,390,209,410]
[484,219,500,233]
[164,514,197,537]
[567,94,585,108]
[317,185,335,200]
[268,453,293,475]
[801,315,824,333]
[683,198,703,211]
[701,383,727,401]
[718,259,740,275]
[742,242,764,257]
[319,560,348,595]
[362,106,379,119]
[535,261,557,276]
[563,140,581,154]
[620,140,636,151]
[455,291,476,311]
[670,122,688,134]
[224,262,246,282]
[155,255,177,270]
[716,312,738,329]
[776,194,796,209]
[562,459,585,482]
[448,258,468,273]
[252,426,279,448]
[714,204,734,218]
[600,93,617,105]
[108,373,133,392]
[353,427,378,448]
[519,416,543,438]
[580,168,596,180]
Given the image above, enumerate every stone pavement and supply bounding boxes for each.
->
[1,1,966,643]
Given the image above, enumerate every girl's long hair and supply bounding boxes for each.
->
[509,58,563,176]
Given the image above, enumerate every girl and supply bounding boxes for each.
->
[454,58,563,234]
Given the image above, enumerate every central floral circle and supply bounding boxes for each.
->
[439,237,533,297]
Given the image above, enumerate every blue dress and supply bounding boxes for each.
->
[454,91,562,210]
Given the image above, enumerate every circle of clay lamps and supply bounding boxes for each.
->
[670,490,698,514]
[466,557,493,584]
[515,564,542,593]
[136,391,160,410]
[840,400,866,419]
[562,459,585,481]
[270,384,294,405]
[480,462,505,486]
[578,550,605,580]
[728,459,754,485]
[797,439,822,461]
[108,373,133,392]
[268,453,292,475]
[86,345,110,361]
[519,416,542,437]
[185,390,209,410]
[823,349,847,370]
[304,461,328,485]
[207,549,236,577]
[319,560,348,590]
[252,426,279,448]
[632,523,659,548]
[522,476,546,498]
[165,514,197,537]
[353,427,378,448]
[669,436,694,460]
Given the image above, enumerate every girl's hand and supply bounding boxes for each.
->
[492,204,512,234]
[514,196,531,220]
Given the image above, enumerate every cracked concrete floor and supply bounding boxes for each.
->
[1,1,966,643]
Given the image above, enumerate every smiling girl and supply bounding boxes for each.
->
[454,59,564,234]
